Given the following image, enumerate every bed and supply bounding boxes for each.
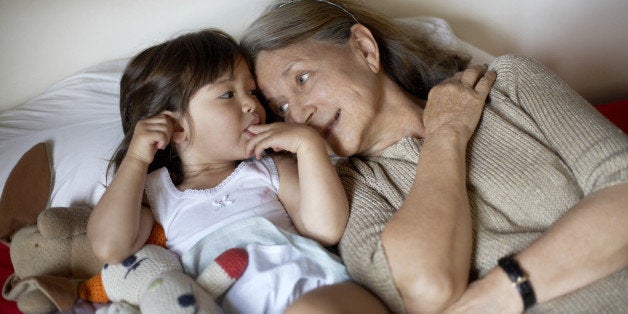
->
[1,5,627,314]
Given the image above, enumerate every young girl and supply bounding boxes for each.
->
[87,29,351,312]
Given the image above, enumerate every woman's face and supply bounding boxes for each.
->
[254,38,382,157]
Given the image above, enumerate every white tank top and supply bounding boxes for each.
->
[144,156,296,255]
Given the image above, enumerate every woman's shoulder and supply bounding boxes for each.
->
[335,138,421,181]
[490,54,541,68]
[489,54,558,84]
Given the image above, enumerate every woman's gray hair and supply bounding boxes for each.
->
[241,0,469,99]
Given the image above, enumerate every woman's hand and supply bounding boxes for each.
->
[126,112,175,165]
[423,64,496,141]
[245,122,327,159]
[444,267,524,314]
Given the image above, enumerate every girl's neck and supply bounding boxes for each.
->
[177,161,239,191]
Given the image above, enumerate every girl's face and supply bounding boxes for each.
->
[254,38,382,157]
[183,58,265,162]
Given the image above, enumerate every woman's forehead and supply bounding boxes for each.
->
[256,39,346,73]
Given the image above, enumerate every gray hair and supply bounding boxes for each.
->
[241,0,469,99]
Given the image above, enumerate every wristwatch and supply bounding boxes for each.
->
[498,254,537,310]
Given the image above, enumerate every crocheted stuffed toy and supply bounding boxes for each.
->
[98,244,248,314]
[1,143,103,313]
[1,143,248,313]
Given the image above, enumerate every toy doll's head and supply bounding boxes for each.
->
[111,29,249,184]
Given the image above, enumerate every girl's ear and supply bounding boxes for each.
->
[171,123,187,144]
[350,24,380,74]
[163,111,187,144]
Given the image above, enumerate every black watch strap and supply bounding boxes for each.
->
[498,254,537,310]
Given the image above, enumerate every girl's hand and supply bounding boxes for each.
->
[245,123,326,159]
[126,112,175,165]
[423,64,496,141]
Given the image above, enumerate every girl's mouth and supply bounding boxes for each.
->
[244,116,261,136]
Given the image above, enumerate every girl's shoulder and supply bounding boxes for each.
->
[241,154,286,185]
[265,153,297,185]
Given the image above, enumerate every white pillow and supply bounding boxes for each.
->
[396,16,495,65]
[0,59,127,208]
[0,17,494,209]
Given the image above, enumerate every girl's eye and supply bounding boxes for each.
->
[277,103,289,115]
[248,89,258,96]
[219,91,234,99]
[297,72,309,85]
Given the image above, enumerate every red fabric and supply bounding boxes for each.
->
[0,242,20,314]
[215,248,249,279]
[596,99,628,133]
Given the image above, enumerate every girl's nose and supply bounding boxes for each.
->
[242,100,256,113]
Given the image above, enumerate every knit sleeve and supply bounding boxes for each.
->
[335,159,406,313]
[488,55,628,195]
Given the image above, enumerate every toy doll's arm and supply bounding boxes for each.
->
[246,123,349,246]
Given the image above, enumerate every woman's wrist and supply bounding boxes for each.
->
[484,266,526,313]
[498,255,537,310]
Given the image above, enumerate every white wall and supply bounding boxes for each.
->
[0,0,271,112]
[365,0,628,105]
[1,0,627,112]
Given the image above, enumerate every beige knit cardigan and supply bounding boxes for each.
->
[335,55,628,313]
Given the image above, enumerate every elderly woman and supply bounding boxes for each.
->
[241,0,628,313]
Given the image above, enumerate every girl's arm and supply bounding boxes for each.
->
[87,157,154,264]
[246,123,349,246]
[382,65,496,313]
[87,113,174,264]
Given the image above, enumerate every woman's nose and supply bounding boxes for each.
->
[286,103,315,125]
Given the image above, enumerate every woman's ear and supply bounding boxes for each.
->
[350,24,380,73]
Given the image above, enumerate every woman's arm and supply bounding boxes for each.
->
[447,182,628,314]
[447,55,628,313]
[381,65,496,313]
[246,123,349,246]
[87,113,174,264]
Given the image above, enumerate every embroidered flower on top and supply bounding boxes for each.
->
[213,195,234,208]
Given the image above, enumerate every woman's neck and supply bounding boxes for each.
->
[362,76,426,156]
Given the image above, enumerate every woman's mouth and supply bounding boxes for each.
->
[321,109,341,139]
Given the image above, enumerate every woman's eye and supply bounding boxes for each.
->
[277,103,289,115]
[219,91,234,99]
[297,72,309,85]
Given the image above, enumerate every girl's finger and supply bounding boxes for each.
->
[246,131,271,158]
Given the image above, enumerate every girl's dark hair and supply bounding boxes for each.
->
[109,29,243,185]
[241,0,469,100]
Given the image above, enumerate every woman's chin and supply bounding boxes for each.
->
[328,141,355,158]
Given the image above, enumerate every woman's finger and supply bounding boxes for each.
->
[475,70,497,95]
[460,64,488,88]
